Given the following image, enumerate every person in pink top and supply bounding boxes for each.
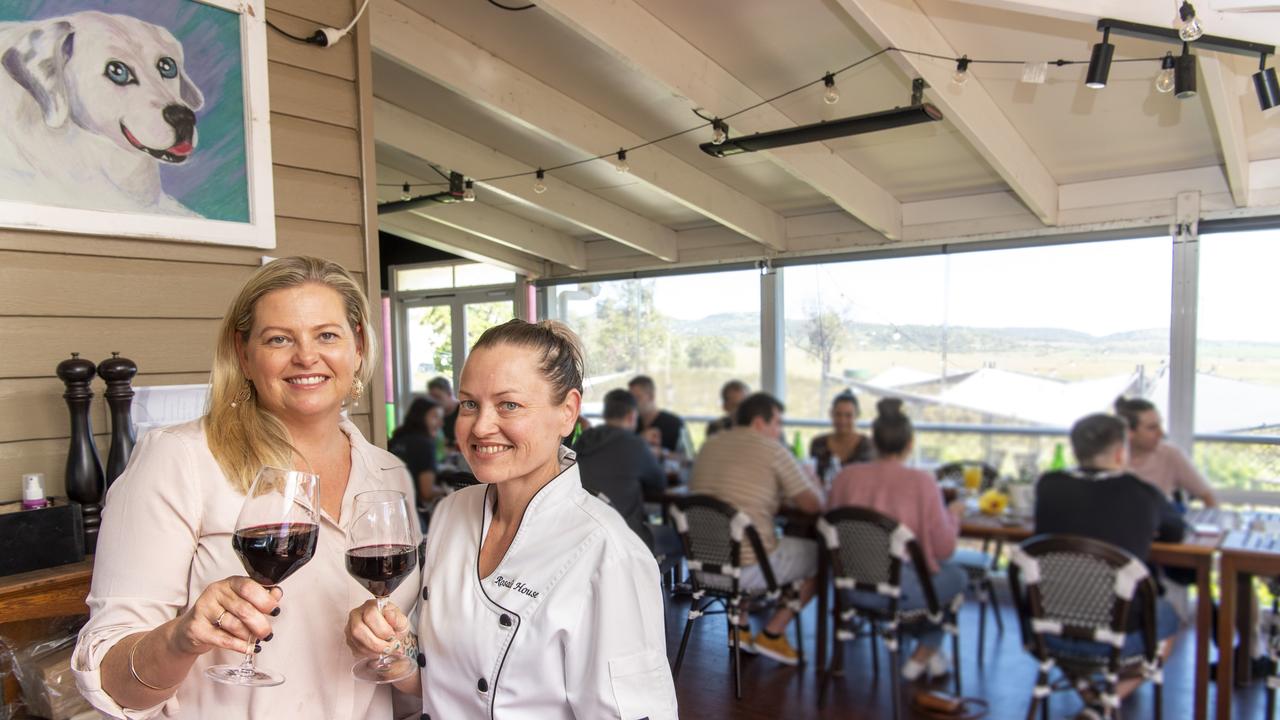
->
[1114,396,1217,508]
[829,398,967,682]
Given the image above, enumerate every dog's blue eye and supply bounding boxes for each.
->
[104,61,134,86]
[156,57,177,79]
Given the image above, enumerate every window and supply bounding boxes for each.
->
[550,271,762,443]
[782,237,1173,473]
[396,262,514,292]
[1195,229,1280,495]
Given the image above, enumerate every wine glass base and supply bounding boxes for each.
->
[205,663,285,687]
[352,655,416,684]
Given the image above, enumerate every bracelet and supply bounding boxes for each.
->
[128,633,180,692]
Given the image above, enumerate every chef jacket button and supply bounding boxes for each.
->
[499,613,512,627]
[416,652,426,668]
[420,715,430,720]
[422,586,429,601]
[477,677,489,693]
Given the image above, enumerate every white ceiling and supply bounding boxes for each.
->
[370,0,1280,276]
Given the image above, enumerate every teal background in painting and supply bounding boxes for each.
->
[0,1,250,222]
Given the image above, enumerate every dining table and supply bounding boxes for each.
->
[1215,516,1280,720]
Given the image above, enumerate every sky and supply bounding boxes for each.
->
[579,230,1280,344]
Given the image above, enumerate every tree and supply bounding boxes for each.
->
[797,306,850,410]
[590,280,671,374]
[685,335,733,369]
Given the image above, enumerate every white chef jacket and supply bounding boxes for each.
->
[416,447,677,719]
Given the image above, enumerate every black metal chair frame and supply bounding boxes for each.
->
[669,494,806,700]
[935,461,1005,662]
[1264,577,1280,719]
[816,506,964,720]
[1008,534,1164,720]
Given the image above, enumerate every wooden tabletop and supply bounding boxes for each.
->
[0,559,93,624]
[960,513,1223,556]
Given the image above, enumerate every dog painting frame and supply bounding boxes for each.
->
[0,0,275,249]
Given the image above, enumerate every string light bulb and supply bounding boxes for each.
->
[822,72,839,105]
[533,168,547,194]
[952,56,971,86]
[1155,52,1176,94]
[1178,2,1203,42]
[711,119,728,145]
[400,182,411,202]
[462,179,475,202]
[614,148,630,174]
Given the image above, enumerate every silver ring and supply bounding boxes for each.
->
[213,610,229,629]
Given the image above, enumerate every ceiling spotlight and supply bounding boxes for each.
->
[1155,52,1176,93]
[533,168,547,194]
[711,118,728,145]
[462,179,475,202]
[1085,27,1115,89]
[952,55,971,86]
[1175,42,1197,98]
[1178,2,1203,42]
[1256,54,1280,111]
[400,182,411,202]
[614,148,630,174]
[822,72,839,105]
[700,102,943,157]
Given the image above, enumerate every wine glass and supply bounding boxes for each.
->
[206,467,320,687]
[346,490,419,683]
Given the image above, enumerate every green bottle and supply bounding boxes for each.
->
[1048,442,1067,471]
[792,431,805,460]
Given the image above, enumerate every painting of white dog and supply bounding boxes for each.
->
[0,1,248,221]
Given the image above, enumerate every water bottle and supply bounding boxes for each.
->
[1048,442,1067,472]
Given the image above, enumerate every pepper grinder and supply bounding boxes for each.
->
[56,352,104,553]
[98,352,138,491]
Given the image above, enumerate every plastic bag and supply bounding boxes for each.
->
[1,616,92,720]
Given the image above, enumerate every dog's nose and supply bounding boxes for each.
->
[162,104,196,140]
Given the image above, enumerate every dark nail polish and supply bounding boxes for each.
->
[254,644,262,653]
[263,633,274,642]
[270,607,281,617]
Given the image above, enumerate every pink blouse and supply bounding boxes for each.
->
[72,419,421,720]
[829,459,958,574]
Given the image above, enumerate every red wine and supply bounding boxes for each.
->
[346,544,417,597]
[233,523,318,586]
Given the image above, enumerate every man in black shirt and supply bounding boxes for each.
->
[575,389,676,556]
[705,379,749,438]
[1034,413,1185,710]
[628,374,685,455]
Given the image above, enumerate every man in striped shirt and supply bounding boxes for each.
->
[689,392,824,665]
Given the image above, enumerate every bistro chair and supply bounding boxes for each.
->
[815,506,964,720]
[936,461,1005,662]
[1264,577,1280,718]
[1008,535,1163,720]
[669,495,805,700]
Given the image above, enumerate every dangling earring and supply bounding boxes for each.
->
[350,377,365,401]
[230,380,252,408]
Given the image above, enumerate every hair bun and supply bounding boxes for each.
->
[876,397,904,418]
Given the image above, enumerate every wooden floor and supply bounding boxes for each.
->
[663,592,1269,719]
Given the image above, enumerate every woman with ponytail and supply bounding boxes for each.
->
[74,257,419,719]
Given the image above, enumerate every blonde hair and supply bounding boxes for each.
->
[205,256,377,492]
[471,319,584,403]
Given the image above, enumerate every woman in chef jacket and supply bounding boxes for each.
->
[347,319,677,719]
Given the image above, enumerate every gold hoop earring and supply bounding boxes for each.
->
[350,377,365,401]
[230,380,252,408]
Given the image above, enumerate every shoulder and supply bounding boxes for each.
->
[571,489,655,565]
[810,433,831,448]
[658,410,684,427]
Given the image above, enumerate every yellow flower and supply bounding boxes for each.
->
[978,489,1009,516]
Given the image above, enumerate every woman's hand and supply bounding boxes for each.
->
[346,599,410,659]
[165,577,282,657]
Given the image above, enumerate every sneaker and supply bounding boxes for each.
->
[901,650,950,681]
[727,626,756,654]
[751,632,799,666]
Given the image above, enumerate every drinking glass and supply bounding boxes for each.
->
[962,464,983,494]
[346,490,419,683]
[206,467,320,687]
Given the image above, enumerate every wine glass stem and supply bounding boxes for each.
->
[236,584,275,677]
[375,596,399,669]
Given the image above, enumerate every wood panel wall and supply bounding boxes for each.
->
[0,0,380,501]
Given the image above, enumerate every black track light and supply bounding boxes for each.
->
[700,104,943,158]
[1085,28,1115,89]
[1256,54,1280,111]
[1175,42,1197,99]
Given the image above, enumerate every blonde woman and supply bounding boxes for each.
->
[73,257,420,719]
[346,320,677,719]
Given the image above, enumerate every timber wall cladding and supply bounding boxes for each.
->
[0,0,373,501]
